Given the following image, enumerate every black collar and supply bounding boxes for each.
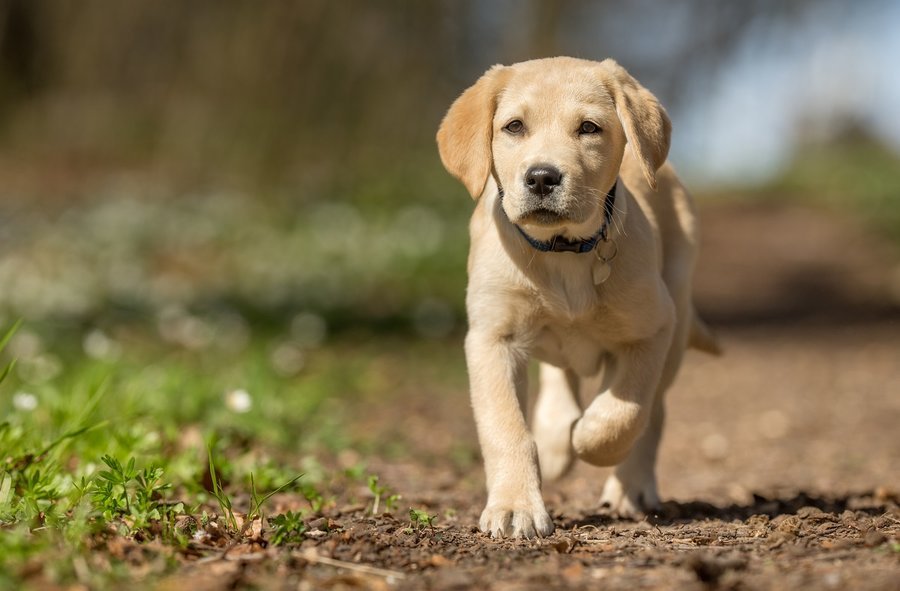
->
[501,181,618,253]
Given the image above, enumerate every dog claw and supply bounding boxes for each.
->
[599,473,660,518]
[480,505,554,539]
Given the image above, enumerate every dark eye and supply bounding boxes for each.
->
[579,121,601,135]
[504,120,524,134]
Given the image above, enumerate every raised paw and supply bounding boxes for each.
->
[599,472,661,518]
[479,503,554,539]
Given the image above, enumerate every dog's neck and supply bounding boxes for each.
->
[497,179,624,255]
[491,178,626,312]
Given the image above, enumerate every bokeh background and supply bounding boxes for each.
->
[0,0,898,447]
[2,0,899,337]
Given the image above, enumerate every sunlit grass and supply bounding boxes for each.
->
[0,315,466,588]
[0,184,470,587]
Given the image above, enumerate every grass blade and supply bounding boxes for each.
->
[0,359,15,385]
[37,421,109,459]
[0,319,22,353]
[206,443,237,531]
[0,319,22,386]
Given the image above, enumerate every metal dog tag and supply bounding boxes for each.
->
[593,238,617,284]
[592,262,611,285]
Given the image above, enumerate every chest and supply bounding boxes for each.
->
[531,319,613,377]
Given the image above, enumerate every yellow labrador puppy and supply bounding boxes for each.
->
[437,57,719,538]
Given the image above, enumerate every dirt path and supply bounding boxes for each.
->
[171,202,900,590]
[319,322,897,591]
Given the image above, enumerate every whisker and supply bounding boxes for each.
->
[578,185,628,238]
[611,213,626,238]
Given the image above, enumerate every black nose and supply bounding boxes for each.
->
[524,165,562,197]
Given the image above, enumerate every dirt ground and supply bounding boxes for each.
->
[167,202,900,591]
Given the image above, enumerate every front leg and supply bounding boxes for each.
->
[465,330,553,538]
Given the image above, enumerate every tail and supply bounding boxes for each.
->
[689,308,722,356]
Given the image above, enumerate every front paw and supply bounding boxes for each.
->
[599,472,660,518]
[480,502,554,538]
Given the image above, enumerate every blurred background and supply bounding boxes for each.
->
[1,0,899,335]
[0,0,898,442]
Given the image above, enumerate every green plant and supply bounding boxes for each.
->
[207,443,304,536]
[206,444,238,532]
[15,465,63,526]
[408,507,436,531]
[0,315,462,588]
[269,510,307,545]
[386,494,401,513]
[300,482,325,513]
[92,455,182,533]
[367,475,400,515]
[343,463,366,481]
[245,472,303,533]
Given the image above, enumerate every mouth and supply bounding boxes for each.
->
[518,207,570,226]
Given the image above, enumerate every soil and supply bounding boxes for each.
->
[175,201,900,590]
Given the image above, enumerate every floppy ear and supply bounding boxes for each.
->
[436,65,510,199]
[601,59,671,190]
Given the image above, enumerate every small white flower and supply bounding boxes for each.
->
[225,389,252,413]
[12,392,38,411]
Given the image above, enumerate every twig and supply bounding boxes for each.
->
[297,548,406,580]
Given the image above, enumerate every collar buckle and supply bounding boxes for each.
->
[550,236,584,253]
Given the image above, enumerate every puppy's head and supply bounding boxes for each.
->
[437,57,671,238]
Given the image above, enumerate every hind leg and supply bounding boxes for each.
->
[532,364,582,481]
[599,392,664,516]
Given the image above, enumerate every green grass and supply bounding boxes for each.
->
[0,317,466,589]
[0,170,471,589]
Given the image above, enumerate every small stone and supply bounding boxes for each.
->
[775,515,801,536]
[553,537,576,553]
[797,506,825,519]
